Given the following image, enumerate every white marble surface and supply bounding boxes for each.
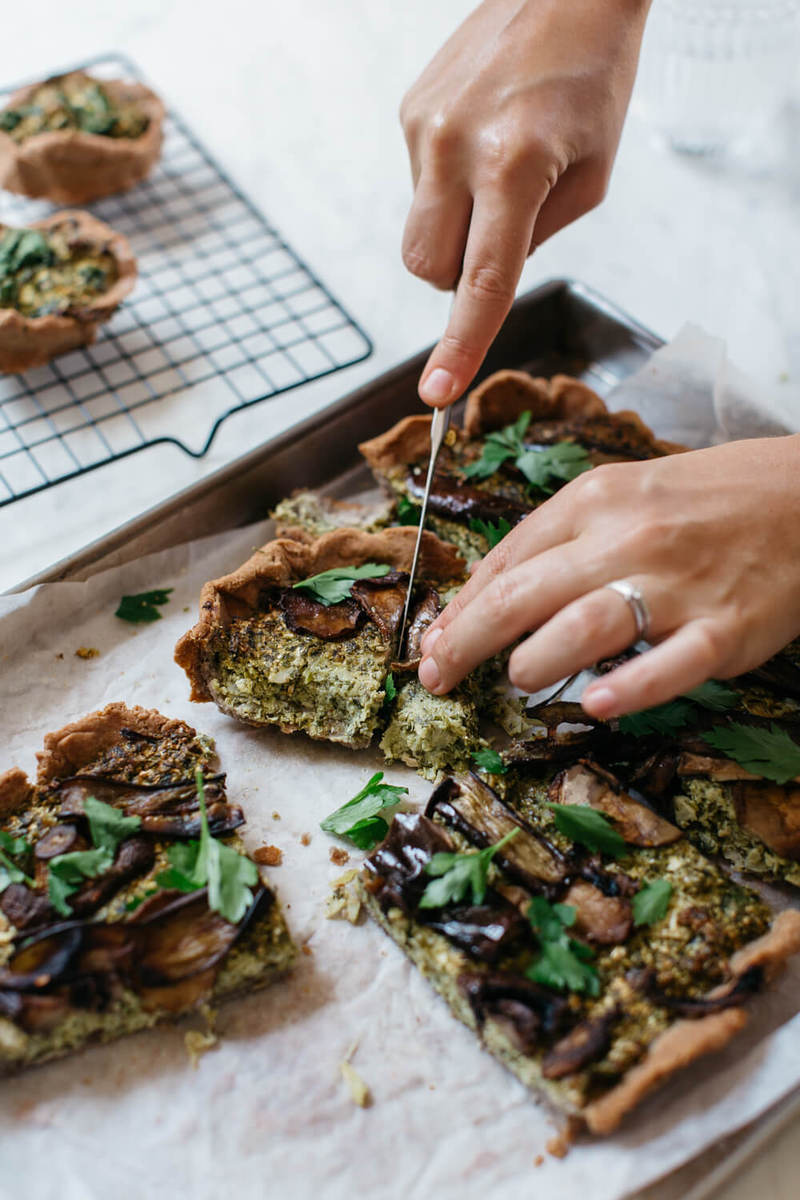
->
[0,2,799,1193]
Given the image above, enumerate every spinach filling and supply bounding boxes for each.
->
[0,76,148,144]
[0,224,116,317]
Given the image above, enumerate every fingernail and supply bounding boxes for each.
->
[583,686,617,718]
[418,656,442,693]
[419,367,454,404]
[420,626,443,656]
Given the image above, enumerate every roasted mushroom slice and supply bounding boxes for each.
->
[0,211,136,373]
[0,71,164,203]
[549,761,682,847]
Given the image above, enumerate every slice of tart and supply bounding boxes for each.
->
[0,703,296,1075]
[356,764,800,1134]
[0,70,164,203]
[359,371,683,561]
[0,211,136,372]
[175,527,496,774]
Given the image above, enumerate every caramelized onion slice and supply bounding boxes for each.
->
[541,1011,618,1079]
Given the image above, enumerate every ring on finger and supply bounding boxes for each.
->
[603,579,651,642]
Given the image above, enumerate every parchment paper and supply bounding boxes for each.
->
[1,331,799,1200]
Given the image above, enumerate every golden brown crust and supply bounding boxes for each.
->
[0,767,34,820]
[358,415,435,475]
[584,909,800,1133]
[0,209,137,372]
[175,527,466,702]
[584,1008,749,1135]
[35,702,202,785]
[0,73,164,204]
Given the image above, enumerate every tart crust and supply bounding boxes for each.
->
[0,209,137,372]
[0,73,165,204]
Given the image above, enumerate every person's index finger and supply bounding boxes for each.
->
[417,187,540,407]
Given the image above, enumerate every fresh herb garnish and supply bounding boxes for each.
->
[462,411,591,494]
[0,830,33,894]
[156,769,258,923]
[48,795,143,916]
[115,588,173,624]
[418,828,519,909]
[124,887,158,912]
[384,672,397,705]
[702,721,800,786]
[0,228,54,277]
[619,680,738,737]
[396,495,421,526]
[547,803,627,859]
[292,563,391,607]
[632,879,673,927]
[471,747,508,775]
[526,896,600,996]
[320,771,408,850]
[469,516,512,549]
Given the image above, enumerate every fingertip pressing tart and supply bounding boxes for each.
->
[0,71,164,203]
[0,210,136,372]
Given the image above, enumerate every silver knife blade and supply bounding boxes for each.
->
[397,403,452,655]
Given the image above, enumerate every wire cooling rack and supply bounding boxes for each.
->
[0,54,372,507]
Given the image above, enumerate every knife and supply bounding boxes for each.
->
[397,403,452,655]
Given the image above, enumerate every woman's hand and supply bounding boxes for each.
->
[400,0,651,407]
[417,436,800,717]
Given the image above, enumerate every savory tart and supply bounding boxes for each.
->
[0,71,164,203]
[0,703,296,1075]
[357,764,800,1134]
[0,211,137,372]
[359,371,683,561]
[175,527,497,774]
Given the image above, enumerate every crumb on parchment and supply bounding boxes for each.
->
[329,847,349,867]
[75,647,100,659]
[300,833,311,846]
[340,1042,371,1108]
[272,811,281,820]
[533,1155,544,1167]
[185,1029,217,1068]
[253,844,283,866]
[325,868,363,923]
[301,943,313,957]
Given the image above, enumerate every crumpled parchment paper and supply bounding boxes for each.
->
[1,329,799,1200]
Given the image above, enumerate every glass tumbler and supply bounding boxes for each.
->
[635,0,800,156]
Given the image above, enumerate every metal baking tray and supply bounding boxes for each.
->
[14,274,799,1197]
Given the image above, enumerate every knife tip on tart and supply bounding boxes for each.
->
[0,703,296,1076]
[0,211,137,373]
[0,70,164,203]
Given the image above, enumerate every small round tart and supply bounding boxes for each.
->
[0,210,137,373]
[0,71,164,203]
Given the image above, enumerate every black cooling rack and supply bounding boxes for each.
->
[0,54,372,507]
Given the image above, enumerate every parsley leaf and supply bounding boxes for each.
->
[292,563,391,606]
[0,831,33,894]
[702,721,800,785]
[0,829,30,857]
[396,495,421,526]
[547,803,627,859]
[156,769,258,923]
[115,588,173,623]
[418,828,519,909]
[47,796,143,915]
[619,680,738,737]
[469,516,512,549]
[472,747,508,775]
[320,772,408,849]
[515,442,591,494]
[384,672,397,704]
[461,411,591,495]
[526,896,600,996]
[632,879,673,927]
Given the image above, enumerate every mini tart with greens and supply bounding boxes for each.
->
[175,526,491,773]
[357,764,800,1135]
[0,703,296,1075]
[0,71,164,203]
[0,211,136,372]
[359,371,683,562]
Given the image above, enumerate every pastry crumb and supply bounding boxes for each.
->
[329,847,349,866]
[326,868,363,923]
[272,810,281,820]
[546,1130,572,1159]
[184,1029,217,1068]
[301,943,313,957]
[55,652,64,660]
[253,844,283,866]
[533,1154,544,1167]
[300,832,311,846]
[75,646,100,659]
[340,1056,371,1108]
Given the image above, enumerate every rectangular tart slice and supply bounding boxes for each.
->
[357,764,800,1134]
[358,371,682,561]
[0,703,296,1075]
